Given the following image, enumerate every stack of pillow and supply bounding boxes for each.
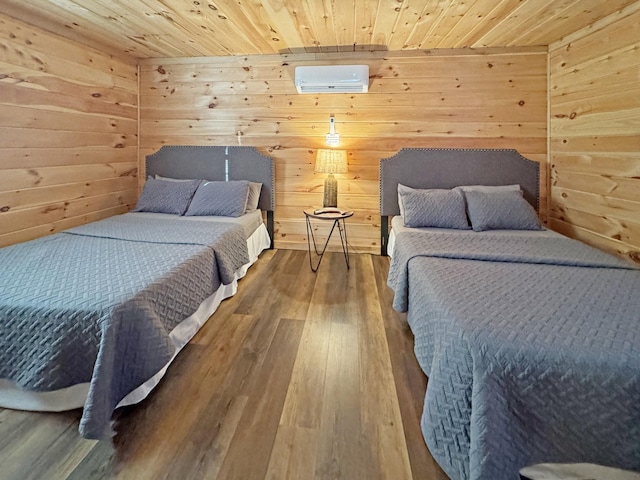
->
[398,183,541,231]
[133,175,262,217]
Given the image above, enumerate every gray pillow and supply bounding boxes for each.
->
[466,190,541,232]
[133,177,201,215]
[401,188,470,229]
[185,180,250,217]
[245,182,262,212]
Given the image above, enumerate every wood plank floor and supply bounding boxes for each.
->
[0,250,449,480]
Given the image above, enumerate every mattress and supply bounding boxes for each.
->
[128,209,265,238]
[0,212,269,438]
[387,228,640,479]
[387,214,562,257]
[128,210,269,277]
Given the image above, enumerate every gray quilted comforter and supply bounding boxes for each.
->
[0,214,249,439]
[388,231,640,480]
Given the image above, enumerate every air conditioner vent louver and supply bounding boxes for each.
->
[295,65,369,94]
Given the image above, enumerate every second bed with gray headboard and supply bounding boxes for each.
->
[381,148,640,479]
[379,148,540,255]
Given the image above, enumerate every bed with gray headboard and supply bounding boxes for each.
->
[146,145,275,247]
[382,148,640,479]
[0,145,275,439]
[379,148,539,255]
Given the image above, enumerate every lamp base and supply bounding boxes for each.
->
[323,173,338,208]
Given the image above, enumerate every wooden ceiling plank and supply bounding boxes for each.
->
[371,0,406,51]
[211,1,284,54]
[513,0,634,46]
[506,0,586,46]
[431,0,487,49]
[148,0,252,56]
[296,0,338,53]
[106,0,221,56]
[2,1,632,58]
[473,0,568,47]
[459,0,531,47]
[435,0,502,48]
[333,0,357,52]
[386,0,430,51]
[353,0,378,51]
[412,0,460,49]
[253,0,308,53]
[403,0,443,50]
[295,1,331,53]
[69,0,206,57]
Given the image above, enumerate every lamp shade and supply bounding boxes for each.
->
[315,149,348,174]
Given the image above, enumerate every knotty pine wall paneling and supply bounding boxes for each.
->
[139,48,547,253]
[0,13,138,248]
[549,3,640,264]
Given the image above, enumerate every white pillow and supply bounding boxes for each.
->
[455,184,522,195]
[154,174,199,182]
[245,182,262,212]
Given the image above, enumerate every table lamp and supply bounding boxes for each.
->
[315,149,348,208]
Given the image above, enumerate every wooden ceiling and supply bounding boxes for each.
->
[2,0,637,60]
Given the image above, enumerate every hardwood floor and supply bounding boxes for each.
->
[0,250,448,480]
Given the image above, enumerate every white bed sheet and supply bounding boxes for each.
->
[0,213,270,412]
[387,215,564,257]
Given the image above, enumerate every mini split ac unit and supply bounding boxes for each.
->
[295,65,369,94]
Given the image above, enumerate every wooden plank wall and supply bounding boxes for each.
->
[0,13,138,248]
[548,3,640,264]
[140,48,547,253]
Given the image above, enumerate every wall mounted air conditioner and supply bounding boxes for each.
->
[295,65,369,94]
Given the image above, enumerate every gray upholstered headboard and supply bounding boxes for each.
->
[379,148,540,255]
[145,145,275,248]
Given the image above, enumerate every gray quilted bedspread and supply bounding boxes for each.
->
[0,214,249,439]
[387,231,640,480]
